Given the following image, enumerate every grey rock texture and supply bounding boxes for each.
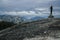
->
[0,18,60,40]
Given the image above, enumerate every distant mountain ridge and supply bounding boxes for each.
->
[54,15,60,18]
[0,15,22,23]
[0,15,44,23]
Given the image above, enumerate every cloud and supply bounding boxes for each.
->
[0,0,57,11]
[0,6,60,17]
[0,0,60,17]
[0,10,49,17]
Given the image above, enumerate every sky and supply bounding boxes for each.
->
[0,0,60,17]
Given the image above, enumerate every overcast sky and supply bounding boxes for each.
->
[0,0,60,17]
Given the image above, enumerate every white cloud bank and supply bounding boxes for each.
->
[0,6,60,17]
